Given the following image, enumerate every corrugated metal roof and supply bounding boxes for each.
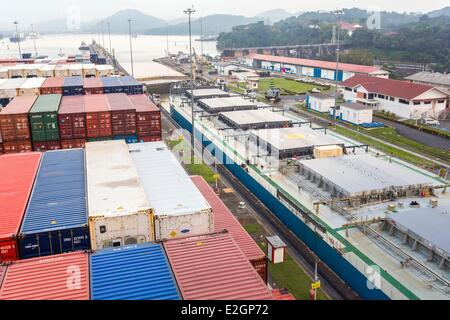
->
[90,243,181,300]
[220,109,292,126]
[0,153,41,239]
[0,252,89,300]
[19,77,46,89]
[41,77,65,88]
[163,232,273,300]
[128,94,159,112]
[29,94,61,113]
[84,94,109,112]
[253,54,381,74]
[86,140,150,217]
[199,97,257,111]
[0,95,37,114]
[188,88,230,99]
[21,149,87,234]
[190,176,265,261]
[106,93,134,111]
[129,142,211,217]
[0,265,6,288]
[59,96,85,114]
[405,71,450,87]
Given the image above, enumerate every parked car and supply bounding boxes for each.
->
[422,118,440,126]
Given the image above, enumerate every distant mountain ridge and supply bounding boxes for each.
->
[427,6,450,18]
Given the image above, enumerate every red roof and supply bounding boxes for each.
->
[0,153,41,240]
[128,94,159,113]
[59,96,85,114]
[190,176,265,261]
[272,289,296,300]
[41,77,65,89]
[0,252,89,300]
[163,232,273,300]
[341,74,439,100]
[106,93,134,111]
[85,94,109,113]
[0,96,37,114]
[252,54,380,74]
[340,21,362,31]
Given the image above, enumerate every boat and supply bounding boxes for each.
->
[9,32,25,43]
[79,41,90,51]
[195,35,218,42]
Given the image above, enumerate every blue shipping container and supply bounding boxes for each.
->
[118,76,144,95]
[90,243,181,300]
[63,76,84,96]
[19,149,90,259]
[101,77,123,94]
[113,135,138,144]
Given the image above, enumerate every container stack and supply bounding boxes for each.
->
[58,95,86,149]
[107,93,137,142]
[85,94,112,141]
[129,94,161,142]
[40,77,64,94]
[63,76,84,96]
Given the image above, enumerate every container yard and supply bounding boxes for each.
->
[85,94,112,139]
[169,87,450,300]
[90,243,181,300]
[19,149,89,259]
[0,153,41,262]
[128,142,213,240]
[163,232,273,300]
[86,141,154,250]
[28,94,61,143]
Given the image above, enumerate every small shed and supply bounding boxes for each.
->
[339,102,373,125]
[306,92,335,113]
[266,235,287,264]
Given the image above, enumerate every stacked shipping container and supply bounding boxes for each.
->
[0,153,41,262]
[128,94,161,142]
[83,77,104,95]
[90,243,181,300]
[58,96,86,149]
[86,141,154,250]
[0,95,36,153]
[191,175,268,283]
[85,94,112,139]
[19,149,90,259]
[29,94,61,151]
[40,77,64,94]
[106,93,137,141]
[63,76,83,96]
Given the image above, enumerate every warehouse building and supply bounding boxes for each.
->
[299,154,436,202]
[219,109,292,130]
[341,74,449,119]
[249,127,343,159]
[405,71,450,94]
[306,92,335,113]
[198,96,258,113]
[185,88,230,101]
[338,102,373,125]
[250,54,389,81]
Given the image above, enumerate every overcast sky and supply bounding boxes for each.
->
[2,0,449,23]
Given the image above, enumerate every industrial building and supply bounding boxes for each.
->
[306,92,335,113]
[299,154,436,201]
[185,88,230,100]
[249,54,389,81]
[405,71,450,95]
[337,102,373,125]
[341,75,449,119]
[249,126,343,159]
[219,109,292,130]
[198,96,258,113]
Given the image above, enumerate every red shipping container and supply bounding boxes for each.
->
[0,252,89,300]
[32,140,61,152]
[40,77,65,95]
[0,133,3,155]
[0,153,41,262]
[190,176,268,283]
[0,96,37,142]
[3,140,32,154]
[61,139,86,149]
[163,232,273,300]
[85,94,112,138]
[58,96,86,140]
[106,93,137,136]
[84,77,104,95]
[128,94,161,137]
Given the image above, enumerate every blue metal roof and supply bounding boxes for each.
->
[63,76,83,86]
[20,149,87,234]
[90,243,181,300]
[100,76,121,87]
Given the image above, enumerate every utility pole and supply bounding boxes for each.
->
[107,22,112,54]
[101,21,105,49]
[166,23,170,57]
[128,19,134,77]
[184,7,196,164]
[200,17,204,71]
[333,9,343,127]
[30,24,38,57]
[13,21,22,59]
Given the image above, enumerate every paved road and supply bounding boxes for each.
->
[373,116,450,151]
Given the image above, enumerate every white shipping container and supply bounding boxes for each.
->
[18,77,46,96]
[8,65,25,78]
[129,142,214,240]
[0,78,26,99]
[0,67,9,79]
[39,65,56,77]
[86,140,154,250]
[82,64,96,77]
[96,65,114,77]
[54,65,70,77]
[68,64,83,77]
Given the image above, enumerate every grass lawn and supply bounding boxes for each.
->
[244,222,328,300]
[258,78,327,95]
[227,82,246,94]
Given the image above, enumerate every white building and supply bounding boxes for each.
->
[341,75,448,120]
[215,62,242,76]
[339,102,373,125]
[306,92,335,113]
[266,236,286,264]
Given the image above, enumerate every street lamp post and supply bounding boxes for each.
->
[184,7,196,163]
[13,21,22,58]
[30,24,38,57]
[333,9,343,127]
[107,22,112,54]
[128,19,134,77]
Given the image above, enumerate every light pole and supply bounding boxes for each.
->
[200,17,204,71]
[184,7,196,163]
[13,21,22,58]
[128,19,134,77]
[333,9,343,127]
[30,24,38,57]
[166,23,170,57]
[100,21,105,49]
[107,22,112,53]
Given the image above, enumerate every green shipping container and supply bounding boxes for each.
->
[29,94,62,142]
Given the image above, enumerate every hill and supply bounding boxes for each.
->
[427,6,450,18]
[92,9,166,34]
[256,9,293,25]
